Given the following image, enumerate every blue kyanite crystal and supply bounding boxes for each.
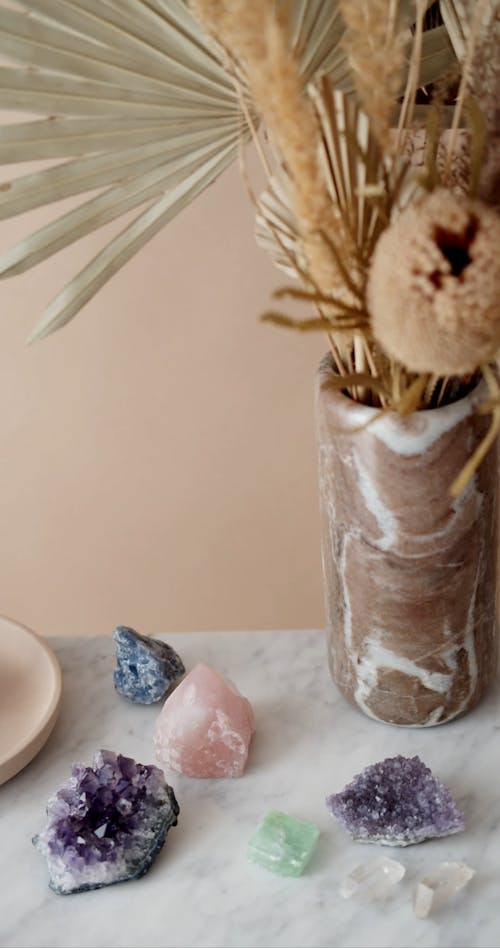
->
[326,755,465,846]
[113,625,185,704]
[33,750,179,894]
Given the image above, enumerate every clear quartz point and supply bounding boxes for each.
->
[414,861,475,918]
[340,856,406,901]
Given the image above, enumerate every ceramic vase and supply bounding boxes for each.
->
[315,353,499,727]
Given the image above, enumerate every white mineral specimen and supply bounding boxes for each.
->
[340,856,405,901]
[414,861,475,918]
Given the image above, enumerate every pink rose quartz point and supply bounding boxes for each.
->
[153,663,255,778]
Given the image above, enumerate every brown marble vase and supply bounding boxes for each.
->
[315,353,499,727]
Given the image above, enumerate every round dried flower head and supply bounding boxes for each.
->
[367,189,500,375]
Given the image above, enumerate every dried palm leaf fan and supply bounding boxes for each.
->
[0,0,351,341]
[0,0,454,343]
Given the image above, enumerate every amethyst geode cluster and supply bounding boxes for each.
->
[34,750,179,894]
[327,755,465,846]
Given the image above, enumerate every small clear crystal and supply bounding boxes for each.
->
[340,856,405,901]
[414,861,475,918]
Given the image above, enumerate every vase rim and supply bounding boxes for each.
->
[317,351,486,419]
[316,352,489,457]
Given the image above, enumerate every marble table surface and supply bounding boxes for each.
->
[1,629,500,948]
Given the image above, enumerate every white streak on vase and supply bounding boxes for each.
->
[354,633,454,722]
[339,380,487,458]
[339,531,354,657]
[463,570,480,699]
[407,477,482,553]
[352,451,398,551]
[446,562,480,722]
[420,706,446,726]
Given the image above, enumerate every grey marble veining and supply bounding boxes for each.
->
[1,630,500,948]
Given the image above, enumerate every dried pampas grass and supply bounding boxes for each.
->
[189,0,350,297]
[338,0,407,149]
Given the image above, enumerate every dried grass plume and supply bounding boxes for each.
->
[189,0,349,296]
[339,0,407,149]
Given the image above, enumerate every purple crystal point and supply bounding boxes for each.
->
[34,750,179,894]
[326,755,465,846]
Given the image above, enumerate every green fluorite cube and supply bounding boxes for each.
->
[247,810,319,877]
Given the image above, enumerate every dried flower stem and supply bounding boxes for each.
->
[395,0,427,155]
[339,0,407,150]
[443,0,491,184]
[234,83,273,180]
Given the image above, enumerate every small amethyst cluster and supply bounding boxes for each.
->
[34,750,179,894]
[327,755,465,846]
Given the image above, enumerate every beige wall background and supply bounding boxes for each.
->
[0,152,326,637]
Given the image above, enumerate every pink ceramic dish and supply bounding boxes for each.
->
[0,616,61,786]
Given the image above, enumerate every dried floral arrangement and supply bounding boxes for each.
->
[0,1,498,491]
